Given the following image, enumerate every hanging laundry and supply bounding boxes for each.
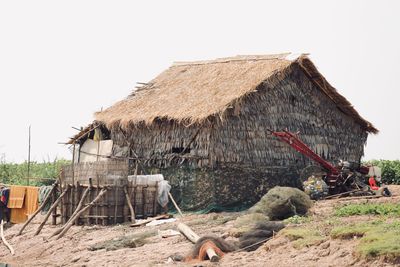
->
[25,186,39,215]
[7,185,39,224]
[0,188,10,206]
[0,187,11,222]
[7,186,26,209]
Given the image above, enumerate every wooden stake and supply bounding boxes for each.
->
[27,125,31,185]
[35,186,70,236]
[49,185,91,239]
[56,188,108,239]
[124,186,135,223]
[168,192,183,217]
[17,182,57,236]
[177,223,219,262]
[1,220,14,255]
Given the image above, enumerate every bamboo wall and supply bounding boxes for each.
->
[211,63,367,167]
[110,122,213,168]
[60,161,159,225]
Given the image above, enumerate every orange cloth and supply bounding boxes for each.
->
[7,185,26,209]
[8,185,39,224]
[25,186,39,215]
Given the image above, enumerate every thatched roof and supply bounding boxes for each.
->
[94,53,378,133]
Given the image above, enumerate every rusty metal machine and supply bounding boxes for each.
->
[268,129,390,198]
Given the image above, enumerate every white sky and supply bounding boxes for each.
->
[0,0,399,163]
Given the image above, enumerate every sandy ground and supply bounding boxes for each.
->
[1,185,400,267]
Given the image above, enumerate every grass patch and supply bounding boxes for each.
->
[331,220,400,261]
[284,215,312,225]
[335,203,400,217]
[282,226,326,249]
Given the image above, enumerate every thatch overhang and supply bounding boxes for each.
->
[91,53,377,134]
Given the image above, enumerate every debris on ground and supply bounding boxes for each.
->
[89,230,157,251]
[158,229,181,238]
[146,218,176,227]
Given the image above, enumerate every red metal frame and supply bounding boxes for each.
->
[271,131,339,179]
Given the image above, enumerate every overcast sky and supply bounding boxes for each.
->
[0,0,399,163]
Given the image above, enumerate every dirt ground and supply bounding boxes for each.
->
[1,185,400,267]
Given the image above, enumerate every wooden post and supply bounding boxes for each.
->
[56,188,108,239]
[124,186,135,223]
[177,223,219,262]
[153,182,158,216]
[168,192,183,217]
[142,185,147,218]
[96,175,99,225]
[17,182,57,236]
[114,185,118,224]
[27,125,31,186]
[51,184,57,225]
[71,143,76,185]
[49,185,91,239]
[35,186,70,236]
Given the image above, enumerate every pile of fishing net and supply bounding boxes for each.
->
[249,186,313,220]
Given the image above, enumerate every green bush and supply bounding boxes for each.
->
[365,160,400,185]
[0,159,70,186]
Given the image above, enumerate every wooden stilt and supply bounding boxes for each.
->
[51,185,57,225]
[56,188,108,239]
[124,186,135,223]
[168,192,183,217]
[35,186,70,236]
[49,185,91,239]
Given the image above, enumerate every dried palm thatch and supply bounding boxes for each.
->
[94,53,377,133]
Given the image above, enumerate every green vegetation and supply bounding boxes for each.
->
[331,220,400,260]
[0,159,70,186]
[282,226,326,249]
[284,215,312,225]
[366,160,400,184]
[335,203,400,217]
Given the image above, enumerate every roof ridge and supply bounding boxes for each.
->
[172,53,291,67]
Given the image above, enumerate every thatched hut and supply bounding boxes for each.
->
[69,53,377,211]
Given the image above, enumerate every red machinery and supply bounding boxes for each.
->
[268,129,372,195]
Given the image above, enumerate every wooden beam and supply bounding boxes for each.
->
[177,223,219,262]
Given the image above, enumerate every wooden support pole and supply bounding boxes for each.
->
[1,220,15,255]
[17,182,57,236]
[177,223,219,262]
[114,185,118,224]
[49,185,91,239]
[35,186,70,236]
[124,186,135,223]
[51,185,57,225]
[168,192,183,217]
[56,188,108,239]
[74,185,90,226]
